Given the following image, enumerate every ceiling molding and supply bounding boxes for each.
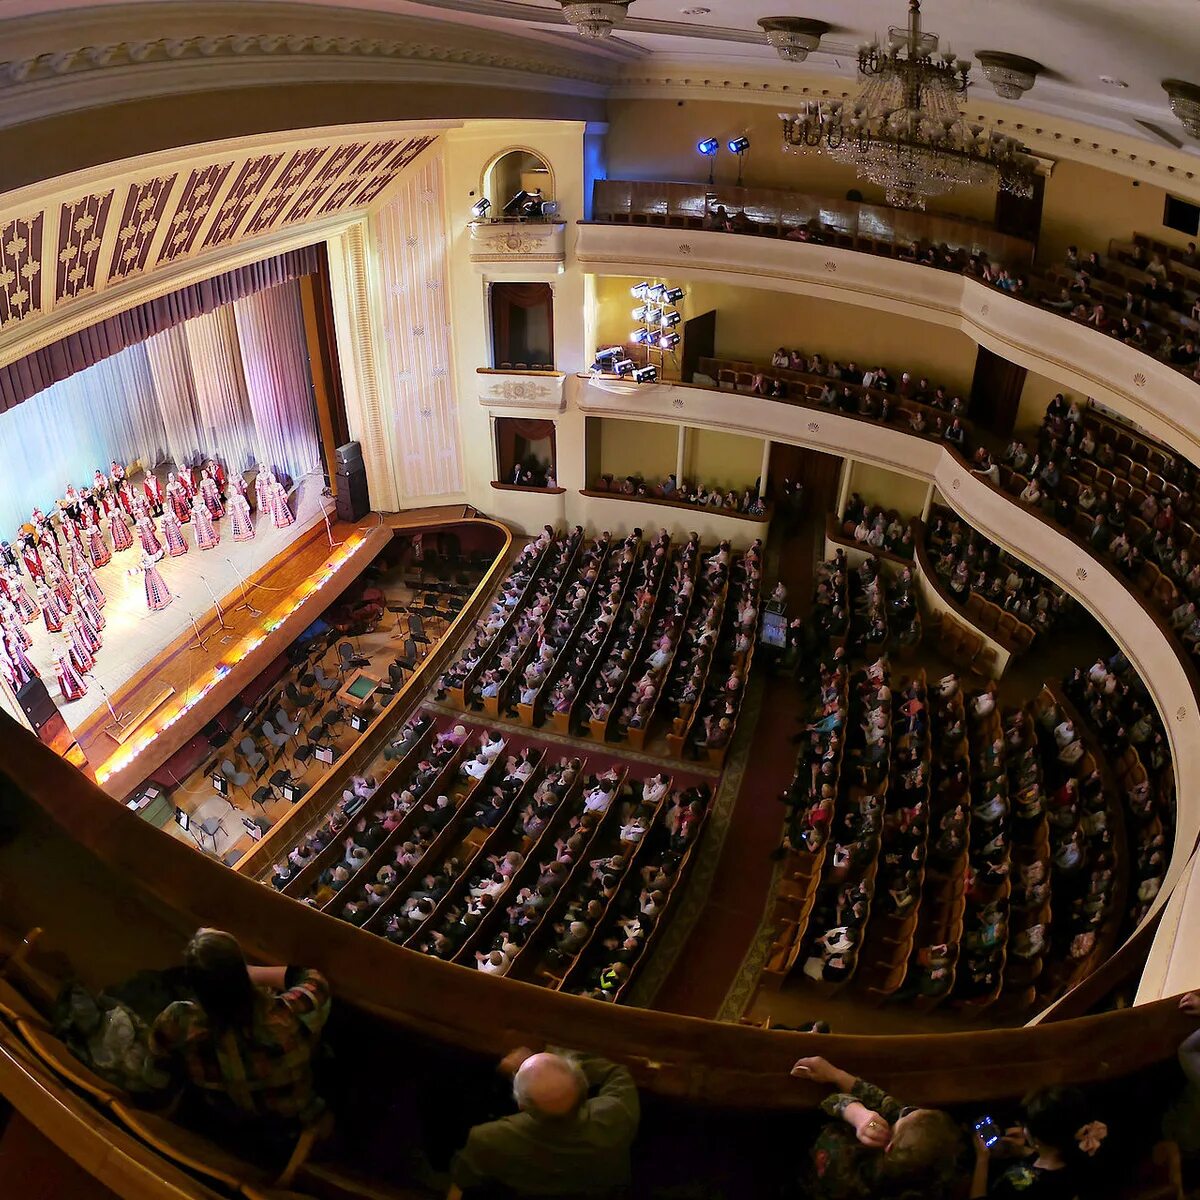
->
[612,68,1200,201]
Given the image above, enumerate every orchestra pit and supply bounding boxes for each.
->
[3,2,1200,1198]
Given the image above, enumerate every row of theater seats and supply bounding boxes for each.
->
[264,709,713,1001]
[436,526,762,765]
[750,546,1150,1019]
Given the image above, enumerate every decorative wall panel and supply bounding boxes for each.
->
[0,214,44,327]
[201,153,285,250]
[374,152,463,499]
[109,176,176,281]
[157,163,234,264]
[55,192,112,302]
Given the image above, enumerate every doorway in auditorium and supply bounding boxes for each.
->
[767,443,841,515]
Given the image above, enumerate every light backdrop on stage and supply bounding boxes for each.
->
[0,279,322,531]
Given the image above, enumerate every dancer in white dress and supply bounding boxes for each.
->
[229,490,255,542]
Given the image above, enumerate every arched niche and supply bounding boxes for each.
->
[483,147,555,214]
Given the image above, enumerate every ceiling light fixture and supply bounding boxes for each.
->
[757,16,830,64]
[778,0,1036,210]
[1163,79,1200,139]
[557,0,634,39]
[975,51,1043,101]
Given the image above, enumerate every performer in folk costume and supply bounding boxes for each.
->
[0,541,15,572]
[109,505,134,552]
[199,470,224,520]
[45,559,73,611]
[76,558,106,609]
[177,468,196,500]
[254,468,274,516]
[63,525,86,576]
[59,484,85,538]
[130,552,173,611]
[36,521,62,570]
[52,642,87,701]
[135,512,163,558]
[18,532,43,581]
[229,490,255,542]
[231,472,249,501]
[1,626,35,690]
[268,475,295,529]
[143,472,166,517]
[74,577,105,633]
[115,477,137,515]
[109,459,126,488]
[205,458,228,496]
[165,473,191,523]
[5,567,38,623]
[1,598,32,649]
[160,507,188,557]
[72,601,103,654]
[191,496,220,551]
[66,616,95,673]
[92,469,113,515]
[83,516,111,568]
[36,581,64,632]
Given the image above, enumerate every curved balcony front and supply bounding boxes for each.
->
[574,222,1200,469]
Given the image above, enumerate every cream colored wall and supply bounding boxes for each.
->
[596,417,679,484]
[1038,158,1198,267]
[442,120,590,518]
[683,427,763,491]
[847,461,931,516]
[1015,370,1081,437]
[593,274,978,391]
[604,98,997,223]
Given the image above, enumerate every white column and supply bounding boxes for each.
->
[921,482,936,522]
[676,426,687,483]
[835,457,854,517]
[759,438,772,497]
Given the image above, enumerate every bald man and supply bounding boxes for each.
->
[447,1046,639,1198]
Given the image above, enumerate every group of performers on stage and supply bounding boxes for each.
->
[0,456,296,704]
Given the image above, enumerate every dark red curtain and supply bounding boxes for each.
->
[496,417,556,482]
[490,282,554,368]
[0,245,321,413]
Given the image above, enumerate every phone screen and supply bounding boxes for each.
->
[974,1117,1002,1148]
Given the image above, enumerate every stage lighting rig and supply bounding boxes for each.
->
[632,365,658,384]
[697,136,720,184]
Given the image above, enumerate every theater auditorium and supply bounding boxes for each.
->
[1,2,1200,1197]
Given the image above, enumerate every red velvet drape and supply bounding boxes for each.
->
[490,282,554,368]
[496,416,556,481]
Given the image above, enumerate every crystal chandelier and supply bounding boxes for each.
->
[778,0,1037,210]
[757,17,830,64]
[1163,79,1200,139]
[557,1,633,39]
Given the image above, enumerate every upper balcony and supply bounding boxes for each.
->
[578,180,1200,470]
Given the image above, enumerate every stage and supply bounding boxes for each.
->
[26,477,327,729]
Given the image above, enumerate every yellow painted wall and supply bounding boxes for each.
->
[1038,158,1197,268]
[848,461,930,517]
[604,98,997,223]
[595,416,679,484]
[1015,370,1084,437]
[683,427,763,491]
[594,275,978,391]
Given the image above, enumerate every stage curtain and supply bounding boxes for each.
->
[183,306,257,474]
[233,282,321,484]
[373,152,464,499]
[0,245,322,413]
[90,344,170,471]
[145,324,206,470]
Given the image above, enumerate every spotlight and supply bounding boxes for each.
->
[697,137,720,156]
[632,365,658,383]
[631,282,649,299]
[592,346,622,371]
[728,135,750,185]
[632,305,649,321]
[663,286,685,303]
[630,328,654,344]
[659,309,682,329]
[470,197,492,219]
[659,332,681,350]
[613,358,636,376]
[503,189,534,216]
[646,283,667,301]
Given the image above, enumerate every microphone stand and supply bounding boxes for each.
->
[187,610,209,651]
[225,557,261,617]
[94,676,132,728]
[200,575,230,630]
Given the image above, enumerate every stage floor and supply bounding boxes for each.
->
[29,478,326,728]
